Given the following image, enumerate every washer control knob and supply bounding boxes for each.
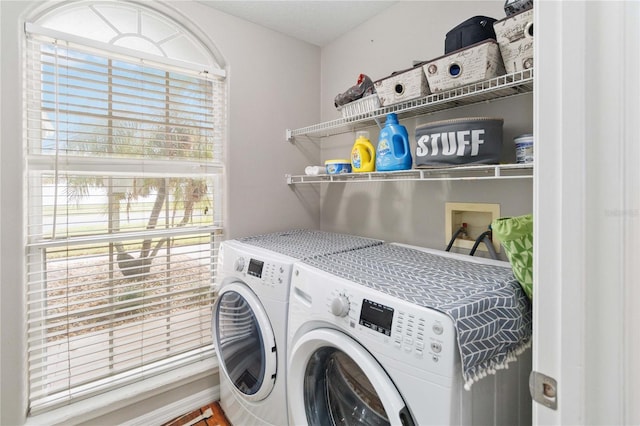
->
[234,257,245,272]
[330,296,350,317]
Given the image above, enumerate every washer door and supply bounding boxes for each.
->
[213,281,277,401]
[288,328,415,426]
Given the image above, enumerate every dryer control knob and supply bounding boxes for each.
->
[234,257,245,272]
[330,296,350,317]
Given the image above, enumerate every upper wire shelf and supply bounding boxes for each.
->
[286,69,534,141]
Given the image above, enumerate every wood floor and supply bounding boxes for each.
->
[162,401,231,426]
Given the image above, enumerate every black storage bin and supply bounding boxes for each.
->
[444,16,498,54]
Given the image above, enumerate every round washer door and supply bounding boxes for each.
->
[213,281,277,402]
[288,328,415,426]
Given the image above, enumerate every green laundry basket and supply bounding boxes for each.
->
[491,214,533,299]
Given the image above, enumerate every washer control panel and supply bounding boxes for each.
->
[320,281,455,375]
[360,299,393,336]
[241,256,287,288]
[393,311,448,363]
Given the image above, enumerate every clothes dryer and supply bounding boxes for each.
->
[212,230,381,426]
[287,243,532,426]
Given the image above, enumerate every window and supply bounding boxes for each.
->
[24,2,226,414]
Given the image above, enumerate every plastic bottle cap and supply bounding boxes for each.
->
[386,113,399,124]
[356,130,370,139]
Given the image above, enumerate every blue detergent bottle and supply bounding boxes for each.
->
[375,113,412,171]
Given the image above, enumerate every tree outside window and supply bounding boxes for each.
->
[25,2,226,413]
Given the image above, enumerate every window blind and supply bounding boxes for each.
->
[24,32,225,413]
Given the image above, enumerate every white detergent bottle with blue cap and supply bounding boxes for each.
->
[375,113,412,171]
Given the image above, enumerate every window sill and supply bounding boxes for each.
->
[26,356,219,426]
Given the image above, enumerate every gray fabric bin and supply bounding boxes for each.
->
[415,117,503,167]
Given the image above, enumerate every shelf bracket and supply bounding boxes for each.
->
[373,117,383,130]
[286,129,294,143]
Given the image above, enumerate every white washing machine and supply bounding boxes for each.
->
[212,230,382,426]
[287,243,532,426]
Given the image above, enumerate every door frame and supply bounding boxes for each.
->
[534,2,639,424]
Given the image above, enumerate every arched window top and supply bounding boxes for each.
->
[27,1,225,76]
[23,3,227,413]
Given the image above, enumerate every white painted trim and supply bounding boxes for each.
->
[622,4,640,424]
[533,1,586,424]
[25,358,218,426]
[535,1,640,425]
[122,386,221,426]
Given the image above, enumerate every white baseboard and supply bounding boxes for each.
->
[123,386,221,426]
[26,359,219,426]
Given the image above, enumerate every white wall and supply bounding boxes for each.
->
[173,2,322,239]
[0,1,321,424]
[177,2,323,239]
[318,1,533,253]
[1,2,27,424]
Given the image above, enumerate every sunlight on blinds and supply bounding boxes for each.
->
[25,31,225,413]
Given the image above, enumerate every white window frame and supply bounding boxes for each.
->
[23,1,227,418]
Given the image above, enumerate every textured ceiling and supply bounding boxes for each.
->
[196,1,398,47]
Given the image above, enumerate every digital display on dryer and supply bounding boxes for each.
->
[247,259,264,278]
[359,299,394,336]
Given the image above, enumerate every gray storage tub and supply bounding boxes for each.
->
[415,117,503,167]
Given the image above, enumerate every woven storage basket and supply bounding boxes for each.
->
[337,94,380,119]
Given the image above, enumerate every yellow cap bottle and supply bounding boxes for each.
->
[351,131,376,172]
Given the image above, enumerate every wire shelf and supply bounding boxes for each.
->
[286,163,533,185]
[286,69,534,141]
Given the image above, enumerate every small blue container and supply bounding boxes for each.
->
[514,134,533,164]
[325,159,352,174]
[376,113,412,171]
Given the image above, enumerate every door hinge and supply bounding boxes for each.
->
[529,370,558,410]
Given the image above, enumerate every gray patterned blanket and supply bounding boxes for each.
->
[302,243,532,389]
[238,229,382,259]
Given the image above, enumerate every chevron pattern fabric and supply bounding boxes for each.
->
[238,229,383,259]
[303,243,532,388]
